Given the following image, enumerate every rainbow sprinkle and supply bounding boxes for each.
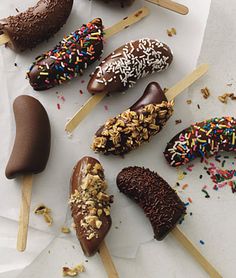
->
[28,19,104,90]
[165,117,236,167]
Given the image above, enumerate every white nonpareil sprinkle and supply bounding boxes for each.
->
[94,38,172,88]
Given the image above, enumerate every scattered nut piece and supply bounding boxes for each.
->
[186,99,192,104]
[175,119,182,125]
[61,226,71,234]
[44,213,53,226]
[201,87,210,99]
[167,27,177,37]
[218,92,236,103]
[34,204,53,226]
[62,264,85,277]
[171,27,177,35]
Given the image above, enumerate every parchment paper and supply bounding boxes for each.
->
[0,0,213,277]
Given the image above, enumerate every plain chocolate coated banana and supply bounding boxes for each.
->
[5,95,51,179]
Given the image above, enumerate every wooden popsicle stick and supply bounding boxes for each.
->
[172,227,222,278]
[0,33,10,45]
[17,174,33,252]
[166,64,209,100]
[65,93,106,134]
[99,241,119,278]
[104,7,149,39]
[146,0,189,15]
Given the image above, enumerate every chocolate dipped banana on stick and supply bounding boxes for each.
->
[164,116,236,167]
[5,96,51,252]
[117,167,222,277]
[0,0,73,52]
[92,64,209,155]
[27,7,149,91]
[70,157,118,277]
[87,38,173,95]
[93,82,173,155]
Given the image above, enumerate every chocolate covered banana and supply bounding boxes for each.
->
[0,0,73,52]
[70,157,113,257]
[92,82,174,155]
[164,116,236,167]
[117,166,186,240]
[28,18,103,91]
[88,38,173,94]
[5,95,51,179]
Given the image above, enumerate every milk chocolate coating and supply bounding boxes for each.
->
[0,0,73,52]
[5,96,51,179]
[92,82,174,155]
[87,38,173,94]
[70,157,112,257]
[164,116,236,167]
[28,18,104,91]
[117,167,186,240]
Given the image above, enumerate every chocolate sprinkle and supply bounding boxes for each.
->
[0,0,73,52]
[116,166,186,240]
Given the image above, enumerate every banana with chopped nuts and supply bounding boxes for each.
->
[92,82,174,155]
[70,156,113,256]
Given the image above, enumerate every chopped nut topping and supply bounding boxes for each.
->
[70,163,112,241]
[201,87,210,99]
[61,226,71,234]
[34,204,53,226]
[62,264,85,277]
[92,101,174,155]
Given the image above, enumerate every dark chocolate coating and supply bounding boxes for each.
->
[130,82,167,113]
[70,157,112,257]
[28,18,104,91]
[117,167,186,240]
[87,38,173,94]
[5,96,51,179]
[0,0,73,52]
[92,82,173,155]
[164,116,236,167]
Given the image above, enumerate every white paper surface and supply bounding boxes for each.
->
[0,0,213,277]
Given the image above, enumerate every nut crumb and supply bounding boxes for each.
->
[218,92,236,103]
[175,119,182,125]
[186,99,192,104]
[61,226,71,234]
[62,264,85,277]
[34,204,53,226]
[201,87,210,99]
[167,27,177,37]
